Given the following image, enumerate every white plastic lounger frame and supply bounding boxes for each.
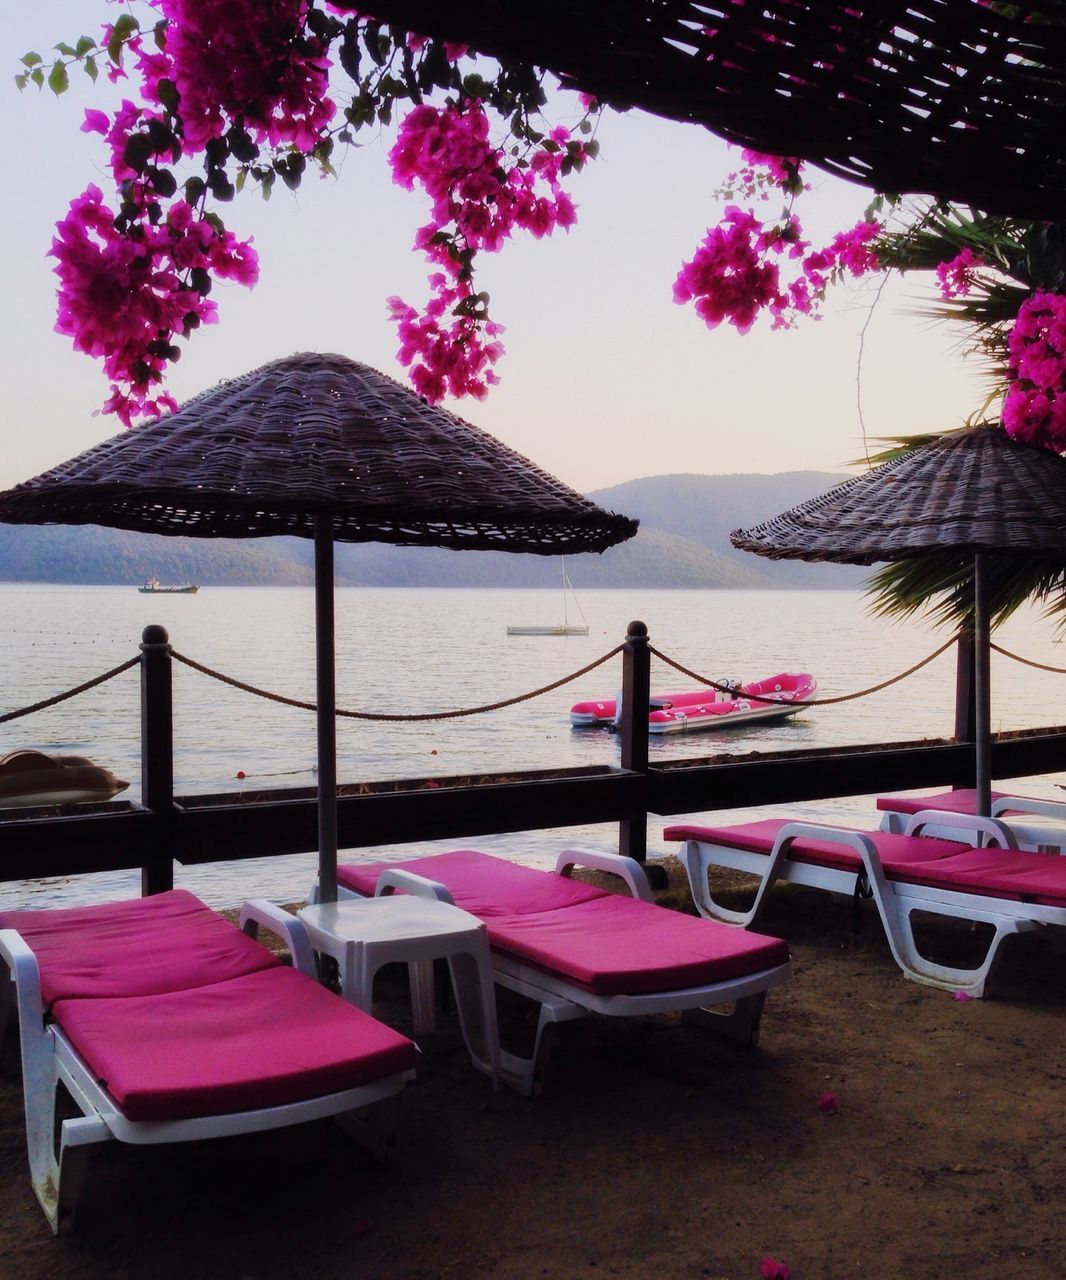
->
[329,849,791,1096]
[677,811,1058,997]
[880,793,1066,851]
[0,900,414,1234]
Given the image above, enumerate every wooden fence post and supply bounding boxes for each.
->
[618,620,663,883]
[140,624,175,895]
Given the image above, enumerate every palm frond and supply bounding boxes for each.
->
[865,555,1066,635]
[850,428,965,469]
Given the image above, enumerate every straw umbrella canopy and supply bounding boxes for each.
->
[0,352,638,899]
[731,424,1066,816]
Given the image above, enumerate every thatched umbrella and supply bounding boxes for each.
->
[0,352,638,899]
[731,424,1066,816]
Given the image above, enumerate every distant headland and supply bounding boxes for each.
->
[0,470,863,590]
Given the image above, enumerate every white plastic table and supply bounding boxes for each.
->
[298,896,501,1087]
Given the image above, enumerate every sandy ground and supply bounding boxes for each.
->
[2,859,1065,1280]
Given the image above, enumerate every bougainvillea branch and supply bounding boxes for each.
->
[18,3,1066,471]
[20,3,598,421]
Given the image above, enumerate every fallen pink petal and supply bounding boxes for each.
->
[953,991,973,1002]
[816,1090,838,1114]
[759,1257,791,1280]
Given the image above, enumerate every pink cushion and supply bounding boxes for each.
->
[338,849,789,996]
[338,849,608,916]
[485,895,790,996]
[0,889,278,1007]
[54,966,417,1122]
[874,788,1011,816]
[663,819,972,874]
[891,846,1066,906]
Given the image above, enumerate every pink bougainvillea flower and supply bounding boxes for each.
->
[1002,291,1066,452]
[81,108,111,136]
[816,1090,839,1114]
[952,990,973,1002]
[51,182,257,425]
[936,246,983,299]
[386,98,582,400]
[677,194,881,335]
[138,0,336,154]
[759,1257,791,1280]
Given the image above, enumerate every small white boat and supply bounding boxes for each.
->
[507,623,589,637]
[139,577,199,594]
[570,673,817,734]
[507,558,589,636]
[0,749,130,808]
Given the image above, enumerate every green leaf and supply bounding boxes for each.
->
[123,134,153,173]
[20,52,42,67]
[157,78,180,114]
[55,42,77,57]
[84,57,99,82]
[14,73,28,91]
[30,67,44,87]
[48,60,69,95]
[107,13,139,64]
[75,35,96,57]
[147,166,177,198]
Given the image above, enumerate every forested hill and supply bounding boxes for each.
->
[0,470,865,588]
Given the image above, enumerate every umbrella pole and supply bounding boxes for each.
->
[974,551,992,818]
[315,514,339,903]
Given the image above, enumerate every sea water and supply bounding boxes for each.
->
[2,583,1064,908]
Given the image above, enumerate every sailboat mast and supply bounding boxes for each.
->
[561,556,568,627]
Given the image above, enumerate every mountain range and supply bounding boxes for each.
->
[0,471,865,589]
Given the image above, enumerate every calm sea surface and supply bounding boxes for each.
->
[3,583,1065,909]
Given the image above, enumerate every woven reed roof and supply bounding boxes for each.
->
[0,353,637,554]
[731,426,1066,566]
[363,0,1066,218]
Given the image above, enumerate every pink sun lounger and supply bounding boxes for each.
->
[328,848,791,1095]
[876,787,1066,851]
[0,889,417,1234]
[664,810,1066,998]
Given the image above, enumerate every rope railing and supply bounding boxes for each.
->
[647,636,960,708]
[0,631,973,729]
[170,644,626,721]
[0,656,141,725]
[990,642,1066,676]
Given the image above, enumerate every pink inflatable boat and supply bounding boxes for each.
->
[570,673,817,735]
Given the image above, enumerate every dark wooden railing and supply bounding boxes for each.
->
[2,623,1065,894]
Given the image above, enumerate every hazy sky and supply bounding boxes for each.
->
[1,5,989,496]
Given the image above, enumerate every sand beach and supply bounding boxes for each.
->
[2,859,1064,1280]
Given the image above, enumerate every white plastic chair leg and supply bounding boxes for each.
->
[446,951,502,1088]
[880,899,1033,997]
[499,997,586,1097]
[334,1092,406,1162]
[52,1115,109,1235]
[682,990,768,1045]
[408,959,437,1034]
[681,840,786,927]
